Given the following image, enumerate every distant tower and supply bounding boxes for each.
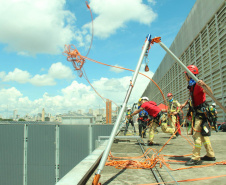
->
[42,108,45,122]
[106,99,112,124]
[13,110,17,120]
[89,109,93,115]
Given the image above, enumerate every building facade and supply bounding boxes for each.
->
[142,0,225,122]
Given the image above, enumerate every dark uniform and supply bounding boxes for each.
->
[138,106,149,137]
[124,109,136,135]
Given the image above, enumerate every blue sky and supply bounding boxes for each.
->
[0,0,196,118]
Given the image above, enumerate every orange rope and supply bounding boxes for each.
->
[81,55,168,107]
[85,1,93,57]
[82,67,106,103]
[106,147,226,171]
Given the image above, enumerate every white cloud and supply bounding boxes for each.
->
[2,68,31,83]
[0,0,157,55]
[83,0,157,39]
[0,0,76,55]
[0,69,154,117]
[109,65,124,73]
[48,62,75,79]
[30,74,56,86]
[0,87,23,105]
[0,62,75,86]
[90,68,154,106]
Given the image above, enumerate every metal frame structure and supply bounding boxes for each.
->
[92,34,152,184]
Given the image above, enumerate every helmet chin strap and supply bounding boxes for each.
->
[189,76,196,86]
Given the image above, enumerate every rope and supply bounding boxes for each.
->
[85,1,93,57]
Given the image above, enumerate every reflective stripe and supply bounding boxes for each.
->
[203,141,210,145]
[195,144,202,148]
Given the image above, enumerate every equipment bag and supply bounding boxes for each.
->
[201,120,211,136]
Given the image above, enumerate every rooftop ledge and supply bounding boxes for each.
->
[56,140,108,185]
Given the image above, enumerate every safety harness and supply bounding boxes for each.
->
[188,84,212,136]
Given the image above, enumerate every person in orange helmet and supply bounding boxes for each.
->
[180,65,215,166]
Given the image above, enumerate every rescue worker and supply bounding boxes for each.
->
[137,98,149,137]
[209,103,218,132]
[124,108,136,135]
[180,65,216,166]
[130,97,175,145]
[167,93,181,136]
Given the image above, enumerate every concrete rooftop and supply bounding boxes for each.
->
[86,122,226,185]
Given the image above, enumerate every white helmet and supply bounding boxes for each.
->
[127,107,131,110]
[212,103,216,107]
[141,97,149,101]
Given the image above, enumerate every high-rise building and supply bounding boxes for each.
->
[142,0,225,122]
[13,109,17,120]
[42,108,45,122]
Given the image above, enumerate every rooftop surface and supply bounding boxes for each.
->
[87,122,226,185]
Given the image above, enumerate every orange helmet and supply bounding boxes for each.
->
[167,93,173,97]
[184,65,199,74]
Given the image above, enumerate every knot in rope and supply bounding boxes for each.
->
[63,45,85,77]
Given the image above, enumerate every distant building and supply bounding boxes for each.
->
[77,110,82,114]
[45,117,50,121]
[88,109,93,115]
[24,114,33,121]
[37,113,42,121]
[61,112,95,124]
[142,0,226,122]
[42,108,45,122]
[13,110,17,120]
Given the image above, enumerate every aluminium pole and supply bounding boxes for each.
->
[93,34,152,184]
[158,41,226,113]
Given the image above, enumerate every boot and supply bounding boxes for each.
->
[185,159,202,166]
[201,155,216,161]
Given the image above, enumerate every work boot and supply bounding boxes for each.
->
[172,135,177,139]
[185,159,202,166]
[201,155,216,161]
[176,131,180,137]
[147,141,154,146]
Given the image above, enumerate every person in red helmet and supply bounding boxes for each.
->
[130,97,175,145]
[167,93,181,137]
[180,65,215,166]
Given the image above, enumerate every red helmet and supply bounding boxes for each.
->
[184,65,199,74]
[167,93,173,97]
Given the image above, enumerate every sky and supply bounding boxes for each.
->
[0,0,197,118]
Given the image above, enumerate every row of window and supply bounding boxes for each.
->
[144,4,226,121]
